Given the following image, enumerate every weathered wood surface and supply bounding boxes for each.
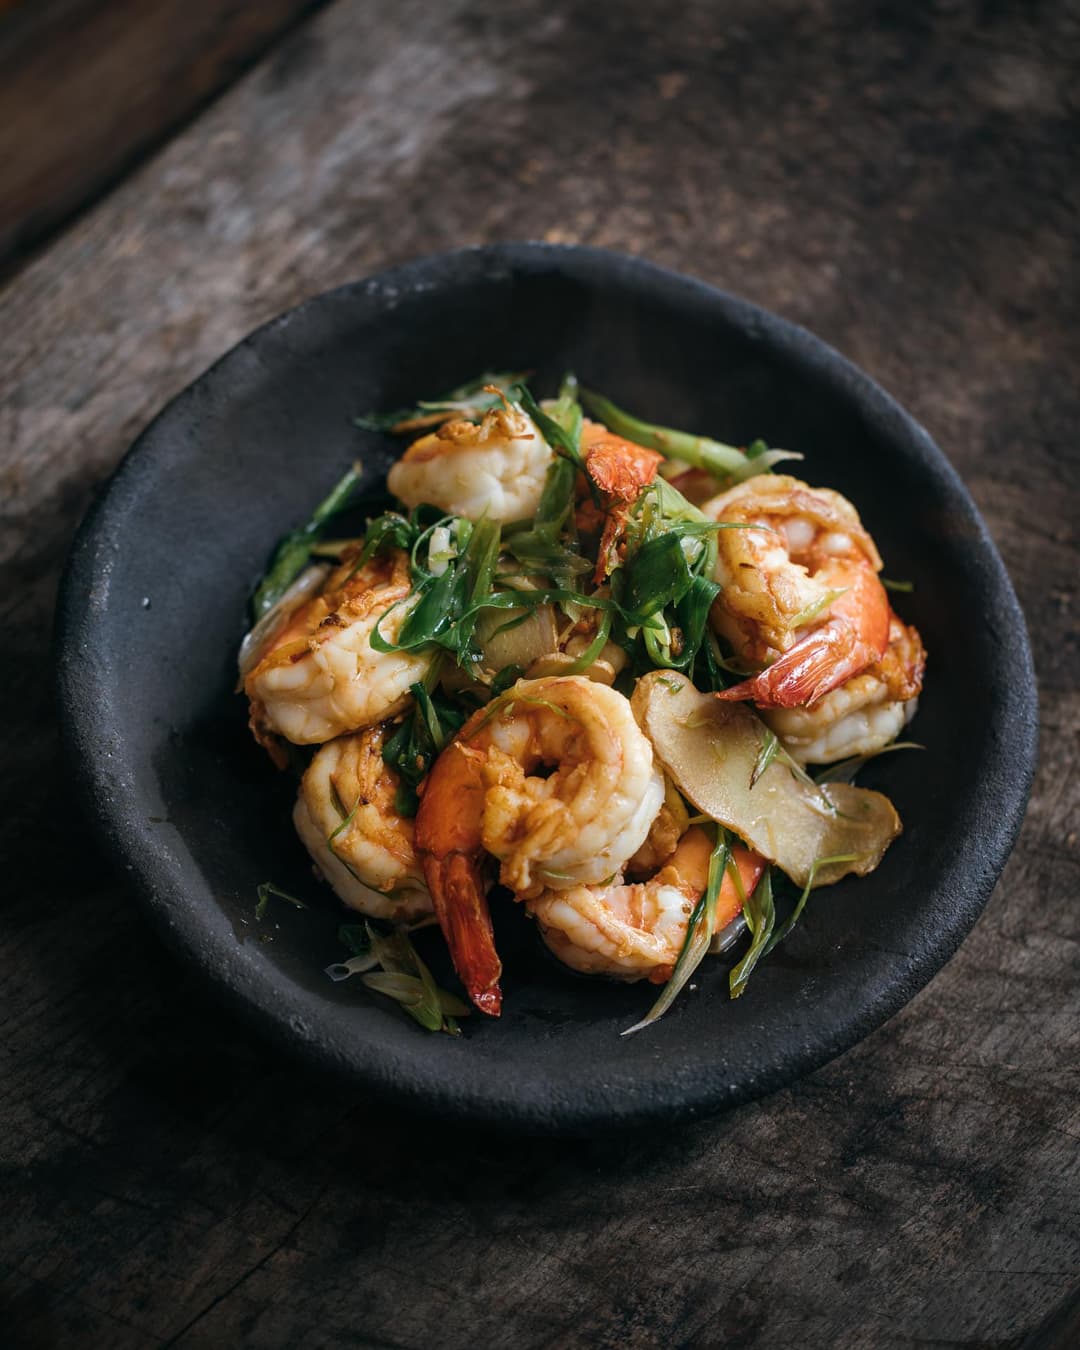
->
[0,0,326,269]
[1,1,1077,1346]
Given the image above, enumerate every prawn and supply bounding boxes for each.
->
[414,675,665,1014]
[530,828,766,983]
[762,609,926,763]
[293,727,431,923]
[245,548,431,747]
[387,395,553,523]
[704,475,892,708]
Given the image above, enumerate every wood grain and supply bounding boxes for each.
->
[1,0,1077,1346]
[0,0,326,268]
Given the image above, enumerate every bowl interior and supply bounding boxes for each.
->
[59,245,1036,1130]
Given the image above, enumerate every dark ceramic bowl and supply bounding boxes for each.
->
[57,244,1037,1132]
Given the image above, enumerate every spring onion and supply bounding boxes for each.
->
[580,389,801,483]
[254,882,308,921]
[622,828,732,1034]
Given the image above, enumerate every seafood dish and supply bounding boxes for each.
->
[240,373,926,1034]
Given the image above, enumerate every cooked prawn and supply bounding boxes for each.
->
[704,475,891,708]
[293,727,431,922]
[762,609,926,763]
[387,397,553,522]
[245,548,431,747]
[530,828,766,983]
[414,675,665,1014]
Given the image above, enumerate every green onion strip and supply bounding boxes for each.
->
[580,389,802,483]
[622,828,732,1036]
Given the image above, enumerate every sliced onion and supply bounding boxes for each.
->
[477,604,560,672]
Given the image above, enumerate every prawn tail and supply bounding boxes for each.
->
[716,624,859,708]
[718,584,891,708]
[646,841,766,985]
[422,853,503,1017]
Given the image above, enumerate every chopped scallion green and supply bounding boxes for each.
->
[580,390,801,483]
[622,828,731,1035]
[254,882,307,921]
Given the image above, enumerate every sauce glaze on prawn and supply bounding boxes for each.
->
[293,727,431,924]
[762,609,926,763]
[387,401,554,523]
[531,828,765,984]
[246,548,431,747]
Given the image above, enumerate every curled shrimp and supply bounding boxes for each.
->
[762,609,926,763]
[530,828,766,983]
[245,548,431,748]
[387,396,554,523]
[704,475,892,708]
[414,675,665,1014]
[293,727,431,922]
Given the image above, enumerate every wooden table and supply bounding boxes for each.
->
[3,2,1077,1345]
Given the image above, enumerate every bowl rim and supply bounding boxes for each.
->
[55,241,1039,1131]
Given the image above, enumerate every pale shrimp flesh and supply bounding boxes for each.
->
[245,548,431,748]
[414,675,665,1014]
[293,727,432,923]
[530,828,766,983]
[387,399,553,523]
[704,475,892,708]
[762,609,926,763]
[624,777,690,877]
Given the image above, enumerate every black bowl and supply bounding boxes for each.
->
[57,243,1037,1132]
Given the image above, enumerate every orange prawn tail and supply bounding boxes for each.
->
[421,853,503,1017]
[415,734,503,1016]
[718,564,890,709]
